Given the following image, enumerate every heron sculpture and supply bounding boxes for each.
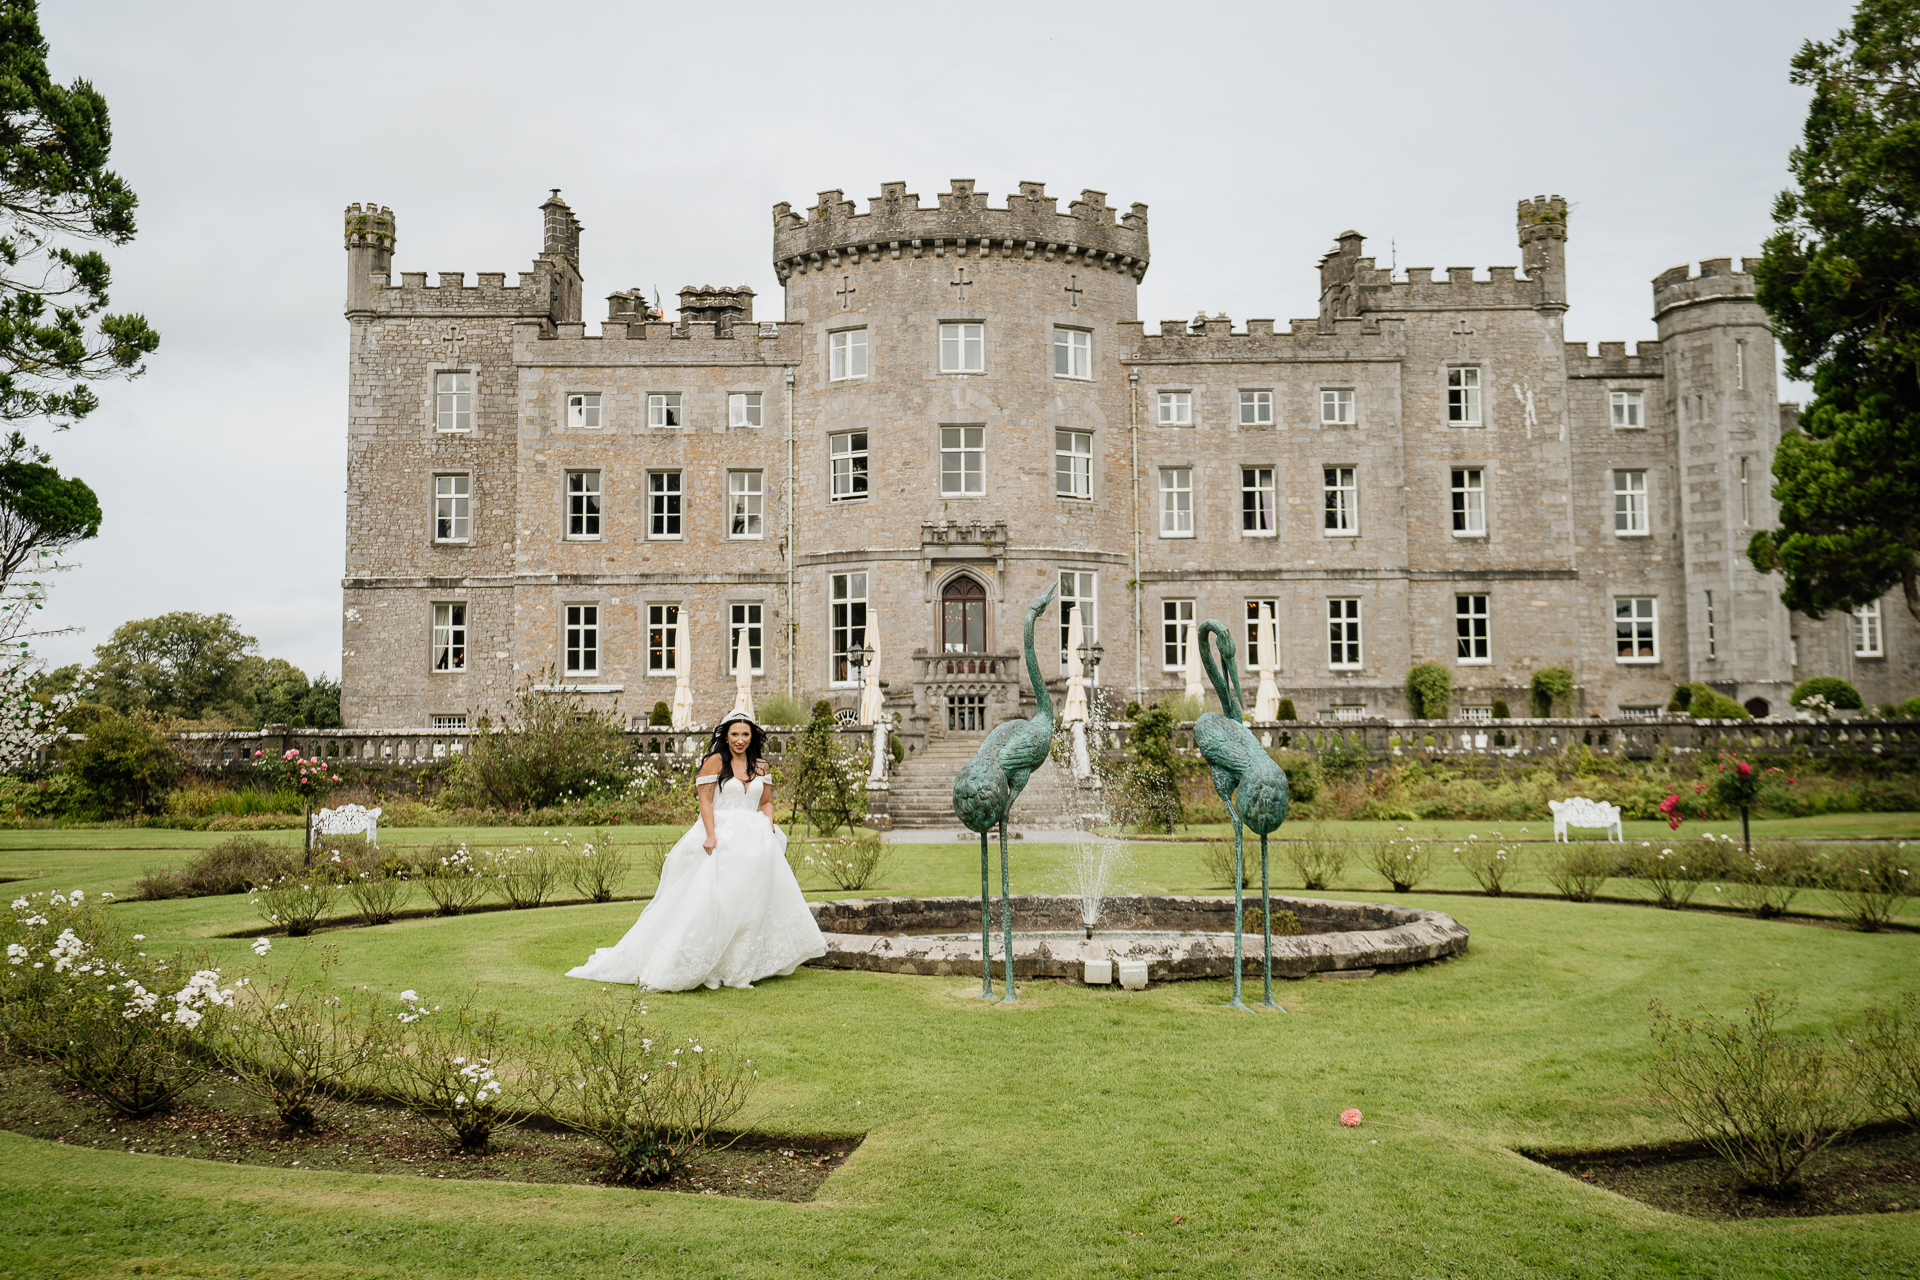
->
[951,583,1058,1004]
[1195,620,1292,1011]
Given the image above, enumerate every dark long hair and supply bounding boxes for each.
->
[701,714,767,785]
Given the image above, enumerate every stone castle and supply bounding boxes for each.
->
[337,180,1913,736]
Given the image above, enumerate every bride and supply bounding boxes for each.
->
[566,711,826,991]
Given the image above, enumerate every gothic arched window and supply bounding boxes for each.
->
[941,576,987,653]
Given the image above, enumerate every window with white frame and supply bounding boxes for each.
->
[1053,327,1090,379]
[431,602,466,672]
[431,714,467,731]
[1854,601,1883,657]
[1610,390,1643,428]
[1736,339,1747,390]
[1328,598,1362,668]
[830,431,868,501]
[648,393,682,427]
[1614,470,1648,535]
[1451,468,1485,536]
[1244,599,1278,670]
[1740,456,1752,524]
[433,473,469,542]
[729,603,764,674]
[648,471,682,539]
[565,603,599,674]
[567,392,601,429]
[1320,388,1355,426]
[728,392,762,429]
[566,471,601,539]
[940,426,984,495]
[1241,467,1275,535]
[436,371,473,433]
[940,323,984,373]
[1456,594,1489,663]
[1323,466,1357,535]
[1055,430,1092,499]
[830,328,868,381]
[1157,391,1192,425]
[1059,571,1097,670]
[1614,597,1658,662]
[830,572,868,685]
[1447,367,1481,426]
[1159,467,1193,536]
[728,471,764,538]
[1705,589,1717,659]
[1240,390,1273,426]
[647,603,679,673]
[1161,599,1195,670]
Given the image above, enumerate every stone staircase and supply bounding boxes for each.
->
[886,735,1095,829]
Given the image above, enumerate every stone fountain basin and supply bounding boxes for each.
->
[806,894,1469,983]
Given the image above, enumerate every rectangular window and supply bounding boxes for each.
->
[1053,328,1090,379]
[940,426,984,495]
[1736,339,1747,390]
[1323,466,1357,535]
[1162,599,1195,670]
[647,603,679,673]
[1159,467,1193,536]
[648,471,682,539]
[1240,390,1273,426]
[940,322,984,373]
[1705,590,1717,660]
[1241,467,1275,535]
[830,431,869,501]
[436,371,473,433]
[1055,430,1093,499]
[648,393,682,427]
[567,392,601,429]
[431,714,467,731]
[729,603,764,674]
[830,328,868,381]
[1614,596,1658,662]
[431,603,466,672]
[1157,392,1192,426]
[1328,598,1362,668]
[1450,468,1485,536]
[1245,599,1278,670]
[1447,367,1481,426]
[566,470,601,539]
[1320,388,1354,426]
[728,392,763,428]
[1059,571,1098,670]
[830,572,869,684]
[1610,390,1643,428]
[1455,594,1489,664]
[727,471,764,538]
[565,604,599,674]
[1614,470,1648,535]
[1854,601,1883,657]
[433,474,470,542]
[1740,456,1751,525]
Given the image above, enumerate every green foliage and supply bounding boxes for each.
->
[1849,991,1920,1127]
[1404,662,1451,719]
[85,611,255,722]
[372,992,516,1150]
[1364,834,1433,892]
[889,733,904,764]
[1792,676,1866,710]
[796,831,889,890]
[647,700,672,727]
[1900,695,1920,717]
[1285,824,1348,890]
[1453,838,1524,895]
[1752,3,1920,626]
[132,833,295,900]
[0,432,98,582]
[243,660,339,729]
[443,670,629,812]
[1528,668,1574,717]
[1117,703,1182,833]
[1491,699,1510,720]
[1820,841,1917,930]
[1276,697,1296,721]
[757,694,803,726]
[1163,693,1206,723]
[781,699,864,836]
[60,708,179,814]
[212,943,382,1129]
[1122,700,1141,720]
[1683,684,1752,720]
[1543,844,1620,902]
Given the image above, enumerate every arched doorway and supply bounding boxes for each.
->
[941,575,987,653]
[1744,697,1770,719]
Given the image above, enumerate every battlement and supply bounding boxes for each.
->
[514,316,805,357]
[365,268,555,316]
[1564,339,1664,378]
[344,203,395,251]
[1319,223,1549,327]
[1118,313,1399,362]
[772,178,1149,282]
[678,284,754,325]
[1651,257,1759,319]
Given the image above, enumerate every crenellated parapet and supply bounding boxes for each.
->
[1118,314,1403,362]
[514,316,805,359]
[364,269,553,315]
[1652,257,1759,320]
[771,178,1149,282]
[1316,226,1547,325]
[1564,339,1665,380]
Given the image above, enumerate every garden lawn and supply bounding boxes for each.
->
[1,832,1918,1279]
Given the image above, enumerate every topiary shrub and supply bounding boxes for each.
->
[1899,695,1920,718]
[757,694,804,726]
[1529,668,1574,718]
[889,734,904,764]
[1491,699,1510,720]
[1122,700,1142,720]
[1673,684,1694,711]
[1790,677,1864,712]
[1404,663,1451,720]
[1682,683,1751,720]
[1276,697,1297,722]
[648,701,672,727]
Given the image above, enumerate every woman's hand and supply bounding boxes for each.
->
[703,830,717,855]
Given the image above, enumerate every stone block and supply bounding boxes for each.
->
[1083,959,1113,985]
[1117,959,1148,990]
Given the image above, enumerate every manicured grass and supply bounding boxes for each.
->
[2,829,1918,1278]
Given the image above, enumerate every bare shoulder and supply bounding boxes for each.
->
[698,752,726,780]
[754,760,772,778]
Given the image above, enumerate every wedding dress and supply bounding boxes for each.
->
[565,773,826,990]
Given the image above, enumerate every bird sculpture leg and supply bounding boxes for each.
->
[997,817,1017,1004]
[976,830,994,999]
[1226,805,1249,1012]
[1259,831,1284,1011]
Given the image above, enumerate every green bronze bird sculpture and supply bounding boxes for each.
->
[1194,620,1292,1010]
[950,583,1058,1003]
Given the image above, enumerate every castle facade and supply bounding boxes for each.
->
[337,180,1915,735]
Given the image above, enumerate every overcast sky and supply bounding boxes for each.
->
[30,0,1844,681]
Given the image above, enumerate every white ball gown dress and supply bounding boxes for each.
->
[565,773,827,991]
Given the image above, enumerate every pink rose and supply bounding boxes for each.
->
[1339,1108,1363,1127]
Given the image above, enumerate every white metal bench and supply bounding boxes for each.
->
[310,803,382,848]
[1549,796,1622,843]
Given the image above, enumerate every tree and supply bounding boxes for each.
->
[447,669,628,811]
[0,431,97,581]
[783,699,863,836]
[1751,1,1920,623]
[86,611,255,721]
[60,708,178,815]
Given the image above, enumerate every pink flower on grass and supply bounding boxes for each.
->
[1339,1108,1363,1127]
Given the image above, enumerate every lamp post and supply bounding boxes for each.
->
[847,641,871,722]
[1078,640,1105,681]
